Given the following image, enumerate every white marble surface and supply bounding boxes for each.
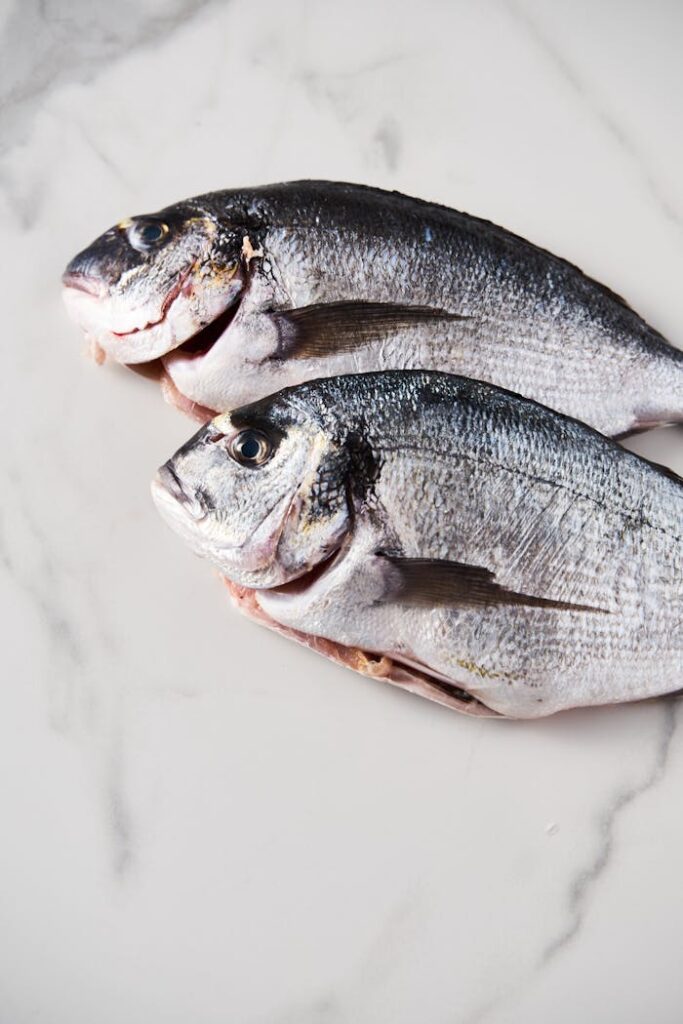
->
[2,1,683,1021]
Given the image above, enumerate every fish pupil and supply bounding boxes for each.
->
[128,219,169,251]
[240,435,261,460]
[227,428,273,467]
[140,222,163,243]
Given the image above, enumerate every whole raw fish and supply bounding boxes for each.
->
[152,370,683,718]
[63,181,683,436]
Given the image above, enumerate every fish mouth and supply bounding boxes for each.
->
[108,265,195,342]
[62,271,106,298]
[123,279,244,415]
[62,264,189,347]
[122,296,243,421]
[169,294,241,361]
[152,474,300,578]
[155,462,205,515]
[152,465,208,522]
[64,261,244,369]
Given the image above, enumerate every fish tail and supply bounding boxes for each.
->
[628,340,683,433]
[659,344,683,426]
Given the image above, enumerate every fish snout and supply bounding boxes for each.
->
[154,463,206,520]
[62,267,107,299]
[157,462,191,503]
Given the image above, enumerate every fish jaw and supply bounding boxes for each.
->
[152,472,298,584]
[152,466,350,591]
[161,328,286,419]
[160,276,289,412]
[62,269,242,364]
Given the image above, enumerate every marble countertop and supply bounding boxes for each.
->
[2,1,683,1021]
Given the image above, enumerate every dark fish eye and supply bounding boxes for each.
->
[227,429,273,467]
[128,219,169,252]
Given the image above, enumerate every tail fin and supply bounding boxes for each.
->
[627,340,683,436]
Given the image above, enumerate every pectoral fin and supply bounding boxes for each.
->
[270,301,468,359]
[381,555,608,613]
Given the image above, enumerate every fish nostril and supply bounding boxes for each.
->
[62,270,106,297]
[195,487,215,513]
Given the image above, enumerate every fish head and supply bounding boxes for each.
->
[62,201,247,363]
[151,391,354,588]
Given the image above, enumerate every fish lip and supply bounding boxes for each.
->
[61,271,107,298]
[152,473,295,568]
[63,258,241,366]
[62,262,196,347]
[154,464,207,520]
[102,265,243,371]
[109,265,194,339]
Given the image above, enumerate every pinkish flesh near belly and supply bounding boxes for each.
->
[222,578,500,718]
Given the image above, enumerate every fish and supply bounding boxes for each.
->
[151,370,683,719]
[63,181,683,437]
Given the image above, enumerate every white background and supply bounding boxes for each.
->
[1,1,682,1021]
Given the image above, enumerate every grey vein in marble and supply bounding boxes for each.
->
[0,0,221,154]
[541,701,678,963]
[373,115,402,171]
[0,478,84,684]
[269,892,423,1024]
[1,459,135,876]
[459,703,680,1024]
[504,0,683,235]
[299,53,410,128]
[105,714,134,879]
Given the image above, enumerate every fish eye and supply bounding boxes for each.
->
[128,219,169,252]
[227,429,273,467]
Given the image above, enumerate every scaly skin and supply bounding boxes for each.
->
[64,181,683,436]
[153,371,683,718]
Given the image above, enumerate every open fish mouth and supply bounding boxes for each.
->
[63,266,190,361]
[166,295,241,361]
[63,264,244,370]
[124,296,244,421]
[108,265,195,341]
[66,283,245,422]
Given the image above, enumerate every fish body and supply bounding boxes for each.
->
[152,371,683,718]
[64,181,683,437]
